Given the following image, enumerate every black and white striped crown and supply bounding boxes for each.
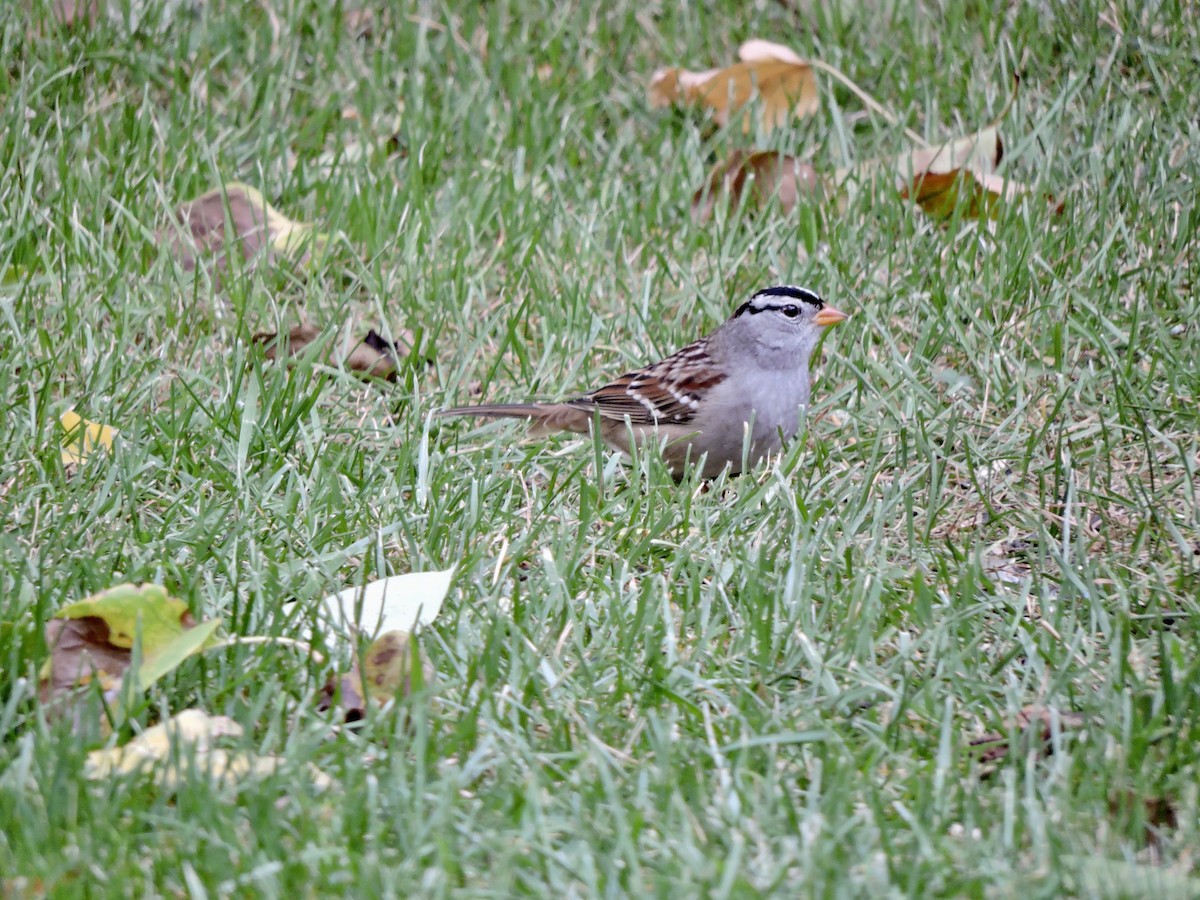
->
[734,285,823,317]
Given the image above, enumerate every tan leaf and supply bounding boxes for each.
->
[837,121,1060,220]
[252,324,322,361]
[692,150,824,224]
[970,706,1087,774]
[363,630,432,703]
[51,0,100,26]
[318,668,368,723]
[252,325,408,382]
[161,183,329,284]
[341,329,405,382]
[85,709,333,791]
[649,40,819,132]
[343,7,374,39]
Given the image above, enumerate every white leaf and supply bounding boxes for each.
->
[320,569,453,641]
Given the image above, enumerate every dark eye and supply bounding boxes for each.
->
[781,305,801,318]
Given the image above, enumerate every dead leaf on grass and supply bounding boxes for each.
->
[253,324,322,361]
[317,570,450,722]
[161,183,331,285]
[39,584,222,720]
[343,7,374,39]
[837,121,1061,220]
[342,329,406,381]
[51,0,100,26]
[252,325,408,382]
[363,630,431,701]
[60,409,116,467]
[650,39,819,132]
[85,708,332,790]
[691,149,823,223]
[970,705,1086,775]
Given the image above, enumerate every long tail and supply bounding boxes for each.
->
[436,403,542,420]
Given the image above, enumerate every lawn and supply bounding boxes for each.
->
[2,0,1198,895]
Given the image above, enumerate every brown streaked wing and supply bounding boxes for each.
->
[564,338,726,426]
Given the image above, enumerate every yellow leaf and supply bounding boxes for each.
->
[60,409,115,465]
[84,709,333,791]
[649,40,819,132]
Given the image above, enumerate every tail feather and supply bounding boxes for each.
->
[436,403,542,420]
[438,402,597,437]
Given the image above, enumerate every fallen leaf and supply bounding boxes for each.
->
[363,630,432,702]
[1109,790,1179,855]
[343,7,374,39]
[650,39,819,132]
[161,182,330,284]
[252,324,322,361]
[60,409,116,466]
[970,706,1087,775]
[253,325,407,381]
[319,631,435,722]
[85,708,332,790]
[318,668,368,723]
[39,584,221,713]
[692,150,823,223]
[321,569,452,642]
[837,122,1060,220]
[341,329,405,381]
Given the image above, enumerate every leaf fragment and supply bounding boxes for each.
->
[39,584,221,715]
[650,40,819,132]
[363,630,432,702]
[252,324,322,361]
[85,709,332,791]
[342,329,405,381]
[970,705,1087,775]
[836,123,1059,220]
[252,325,408,382]
[692,150,823,224]
[320,569,453,642]
[161,182,330,283]
[60,409,116,466]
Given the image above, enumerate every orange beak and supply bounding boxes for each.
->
[814,305,850,327]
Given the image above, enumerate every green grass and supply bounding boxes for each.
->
[2,0,1199,895]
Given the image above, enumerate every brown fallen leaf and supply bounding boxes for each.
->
[161,183,330,286]
[837,115,1060,220]
[970,706,1087,775]
[343,7,374,39]
[342,329,405,381]
[1108,790,1179,856]
[319,668,368,723]
[650,39,819,132]
[318,632,433,723]
[39,584,222,724]
[692,150,823,224]
[253,324,322,361]
[252,325,408,382]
